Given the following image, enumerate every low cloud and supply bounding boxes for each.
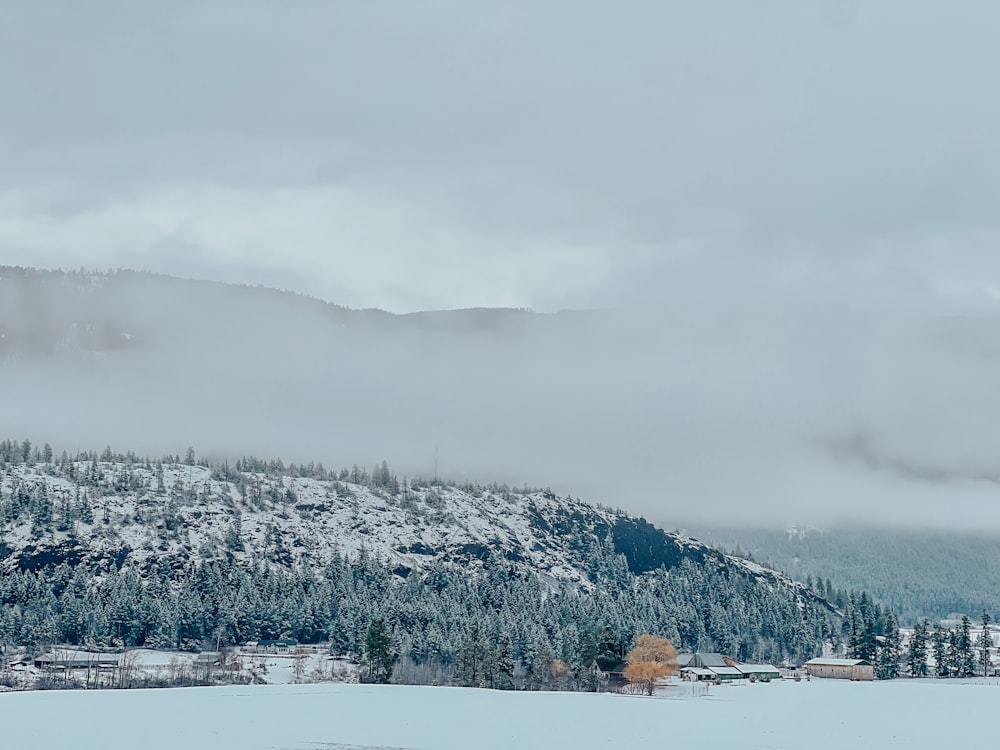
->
[4,2,1000,529]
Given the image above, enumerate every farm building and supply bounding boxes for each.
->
[707,666,745,682]
[679,653,753,682]
[686,653,729,669]
[590,658,629,690]
[736,664,781,682]
[680,654,781,683]
[252,639,298,654]
[34,652,119,671]
[804,658,874,681]
[681,665,748,682]
[194,651,224,667]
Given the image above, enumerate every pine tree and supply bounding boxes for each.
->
[363,617,394,683]
[932,623,948,677]
[496,633,515,690]
[946,628,961,677]
[224,514,244,551]
[596,625,626,662]
[906,620,928,677]
[30,484,53,537]
[875,611,900,680]
[853,614,877,663]
[958,615,976,677]
[527,642,554,691]
[455,625,488,687]
[978,612,993,677]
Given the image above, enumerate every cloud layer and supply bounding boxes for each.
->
[3,3,1000,529]
[2,1,1000,311]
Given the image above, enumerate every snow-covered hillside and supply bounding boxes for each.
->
[0,454,809,596]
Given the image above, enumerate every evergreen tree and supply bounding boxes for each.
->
[455,625,488,687]
[851,614,877,663]
[906,620,929,677]
[30,484,53,537]
[496,633,515,690]
[958,615,976,677]
[946,628,961,677]
[931,623,948,678]
[224,515,244,552]
[527,642,555,691]
[363,617,394,683]
[875,611,900,680]
[978,612,993,677]
[596,625,626,662]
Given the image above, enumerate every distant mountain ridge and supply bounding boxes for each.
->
[686,524,1000,623]
[0,266,567,360]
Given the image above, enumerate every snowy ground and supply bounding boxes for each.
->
[3,678,999,750]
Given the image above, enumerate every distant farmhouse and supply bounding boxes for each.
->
[590,657,629,690]
[589,651,782,690]
[245,639,298,655]
[194,651,225,667]
[678,653,780,683]
[34,651,119,672]
[804,658,874,681]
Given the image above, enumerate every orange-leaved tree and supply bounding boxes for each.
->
[624,634,679,695]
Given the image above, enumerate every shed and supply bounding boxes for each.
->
[736,664,781,682]
[194,651,224,666]
[681,667,718,682]
[804,658,874,681]
[708,666,746,681]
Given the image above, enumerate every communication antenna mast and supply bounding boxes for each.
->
[434,443,439,483]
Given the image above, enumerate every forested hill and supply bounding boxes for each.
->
[686,525,1000,624]
[0,443,855,665]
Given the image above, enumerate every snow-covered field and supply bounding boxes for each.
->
[3,678,997,750]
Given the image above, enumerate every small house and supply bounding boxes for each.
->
[255,639,298,654]
[591,657,629,690]
[194,651,224,667]
[804,658,874,681]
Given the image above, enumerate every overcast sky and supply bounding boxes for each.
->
[2,1,999,313]
[4,2,1000,530]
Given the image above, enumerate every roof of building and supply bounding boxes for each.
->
[736,664,781,673]
[682,667,716,677]
[805,658,870,667]
[595,658,628,674]
[36,652,119,666]
[689,652,729,668]
[675,653,694,668]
